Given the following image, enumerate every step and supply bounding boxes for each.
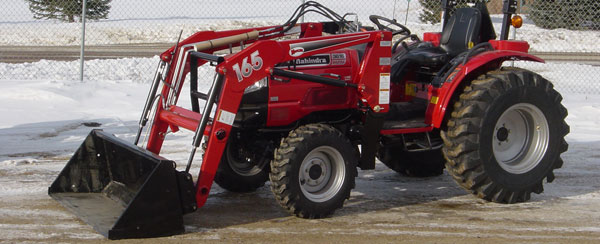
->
[382,117,428,130]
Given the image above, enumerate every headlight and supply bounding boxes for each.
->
[244,77,268,94]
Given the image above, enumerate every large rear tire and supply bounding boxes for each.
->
[214,132,271,192]
[270,124,358,218]
[441,67,569,203]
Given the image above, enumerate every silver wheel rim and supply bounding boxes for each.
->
[492,103,549,174]
[227,143,265,177]
[299,146,346,203]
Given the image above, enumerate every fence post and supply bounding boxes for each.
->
[405,0,411,25]
[80,0,87,82]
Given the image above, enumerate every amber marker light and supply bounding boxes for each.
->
[511,15,523,28]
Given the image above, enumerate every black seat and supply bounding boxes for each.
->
[439,7,483,57]
[391,4,496,82]
[395,43,449,68]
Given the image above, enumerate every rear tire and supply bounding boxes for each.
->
[214,133,270,193]
[441,67,569,203]
[270,124,358,218]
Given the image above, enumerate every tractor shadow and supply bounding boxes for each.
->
[182,166,468,232]
[182,184,287,232]
[182,141,600,233]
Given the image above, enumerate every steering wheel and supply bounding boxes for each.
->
[369,15,411,36]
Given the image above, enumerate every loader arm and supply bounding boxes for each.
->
[146,26,287,154]
[138,29,393,208]
[194,30,392,207]
[49,2,570,239]
[145,22,343,154]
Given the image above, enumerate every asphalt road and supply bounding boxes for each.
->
[0,44,171,63]
[1,44,599,65]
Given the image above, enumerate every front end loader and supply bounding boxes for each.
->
[49,0,569,239]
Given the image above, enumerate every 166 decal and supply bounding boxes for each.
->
[232,50,263,82]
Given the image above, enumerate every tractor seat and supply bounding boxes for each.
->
[391,6,495,82]
[394,43,449,67]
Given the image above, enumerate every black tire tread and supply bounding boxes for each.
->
[269,123,357,218]
[213,136,270,193]
[213,165,267,192]
[442,67,569,204]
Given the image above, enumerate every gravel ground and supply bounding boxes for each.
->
[1,137,599,243]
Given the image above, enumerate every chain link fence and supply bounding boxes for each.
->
[0,0,598,94]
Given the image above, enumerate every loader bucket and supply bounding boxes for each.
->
[48,129,196,239]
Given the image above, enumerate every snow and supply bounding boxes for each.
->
[1,57,598,138]
[0,0,598,203]
[0,58,598,241]
[1,0,599,52]
[0,57,597,171]
[0,0,424,46]
[0,1,599,241]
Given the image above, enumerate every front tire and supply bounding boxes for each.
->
[270,124,358,218]
[442,68,569,203]
[214,132,271,192]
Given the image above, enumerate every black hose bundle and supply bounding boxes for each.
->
[261,1,357,36]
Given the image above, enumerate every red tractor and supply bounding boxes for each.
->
[49,0,568,239]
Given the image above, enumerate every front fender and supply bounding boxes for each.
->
[430,50,545,128]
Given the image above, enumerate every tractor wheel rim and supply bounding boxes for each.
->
[299,146,346,203]
[227,143,265,176]
[492,103,549,174]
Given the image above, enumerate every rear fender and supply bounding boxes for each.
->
[429,50,544,128]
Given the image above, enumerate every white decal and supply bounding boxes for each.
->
[289,47,305,57]
[380,41,392,47]
[232,50,263,82]
[379,57,391,66]
[331,53,347,65]
[217,109,236,126]
[379,73,390,105]
[379,91,390,105]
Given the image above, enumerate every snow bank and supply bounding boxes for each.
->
[0,57,597,164]
[2,0,598,52]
